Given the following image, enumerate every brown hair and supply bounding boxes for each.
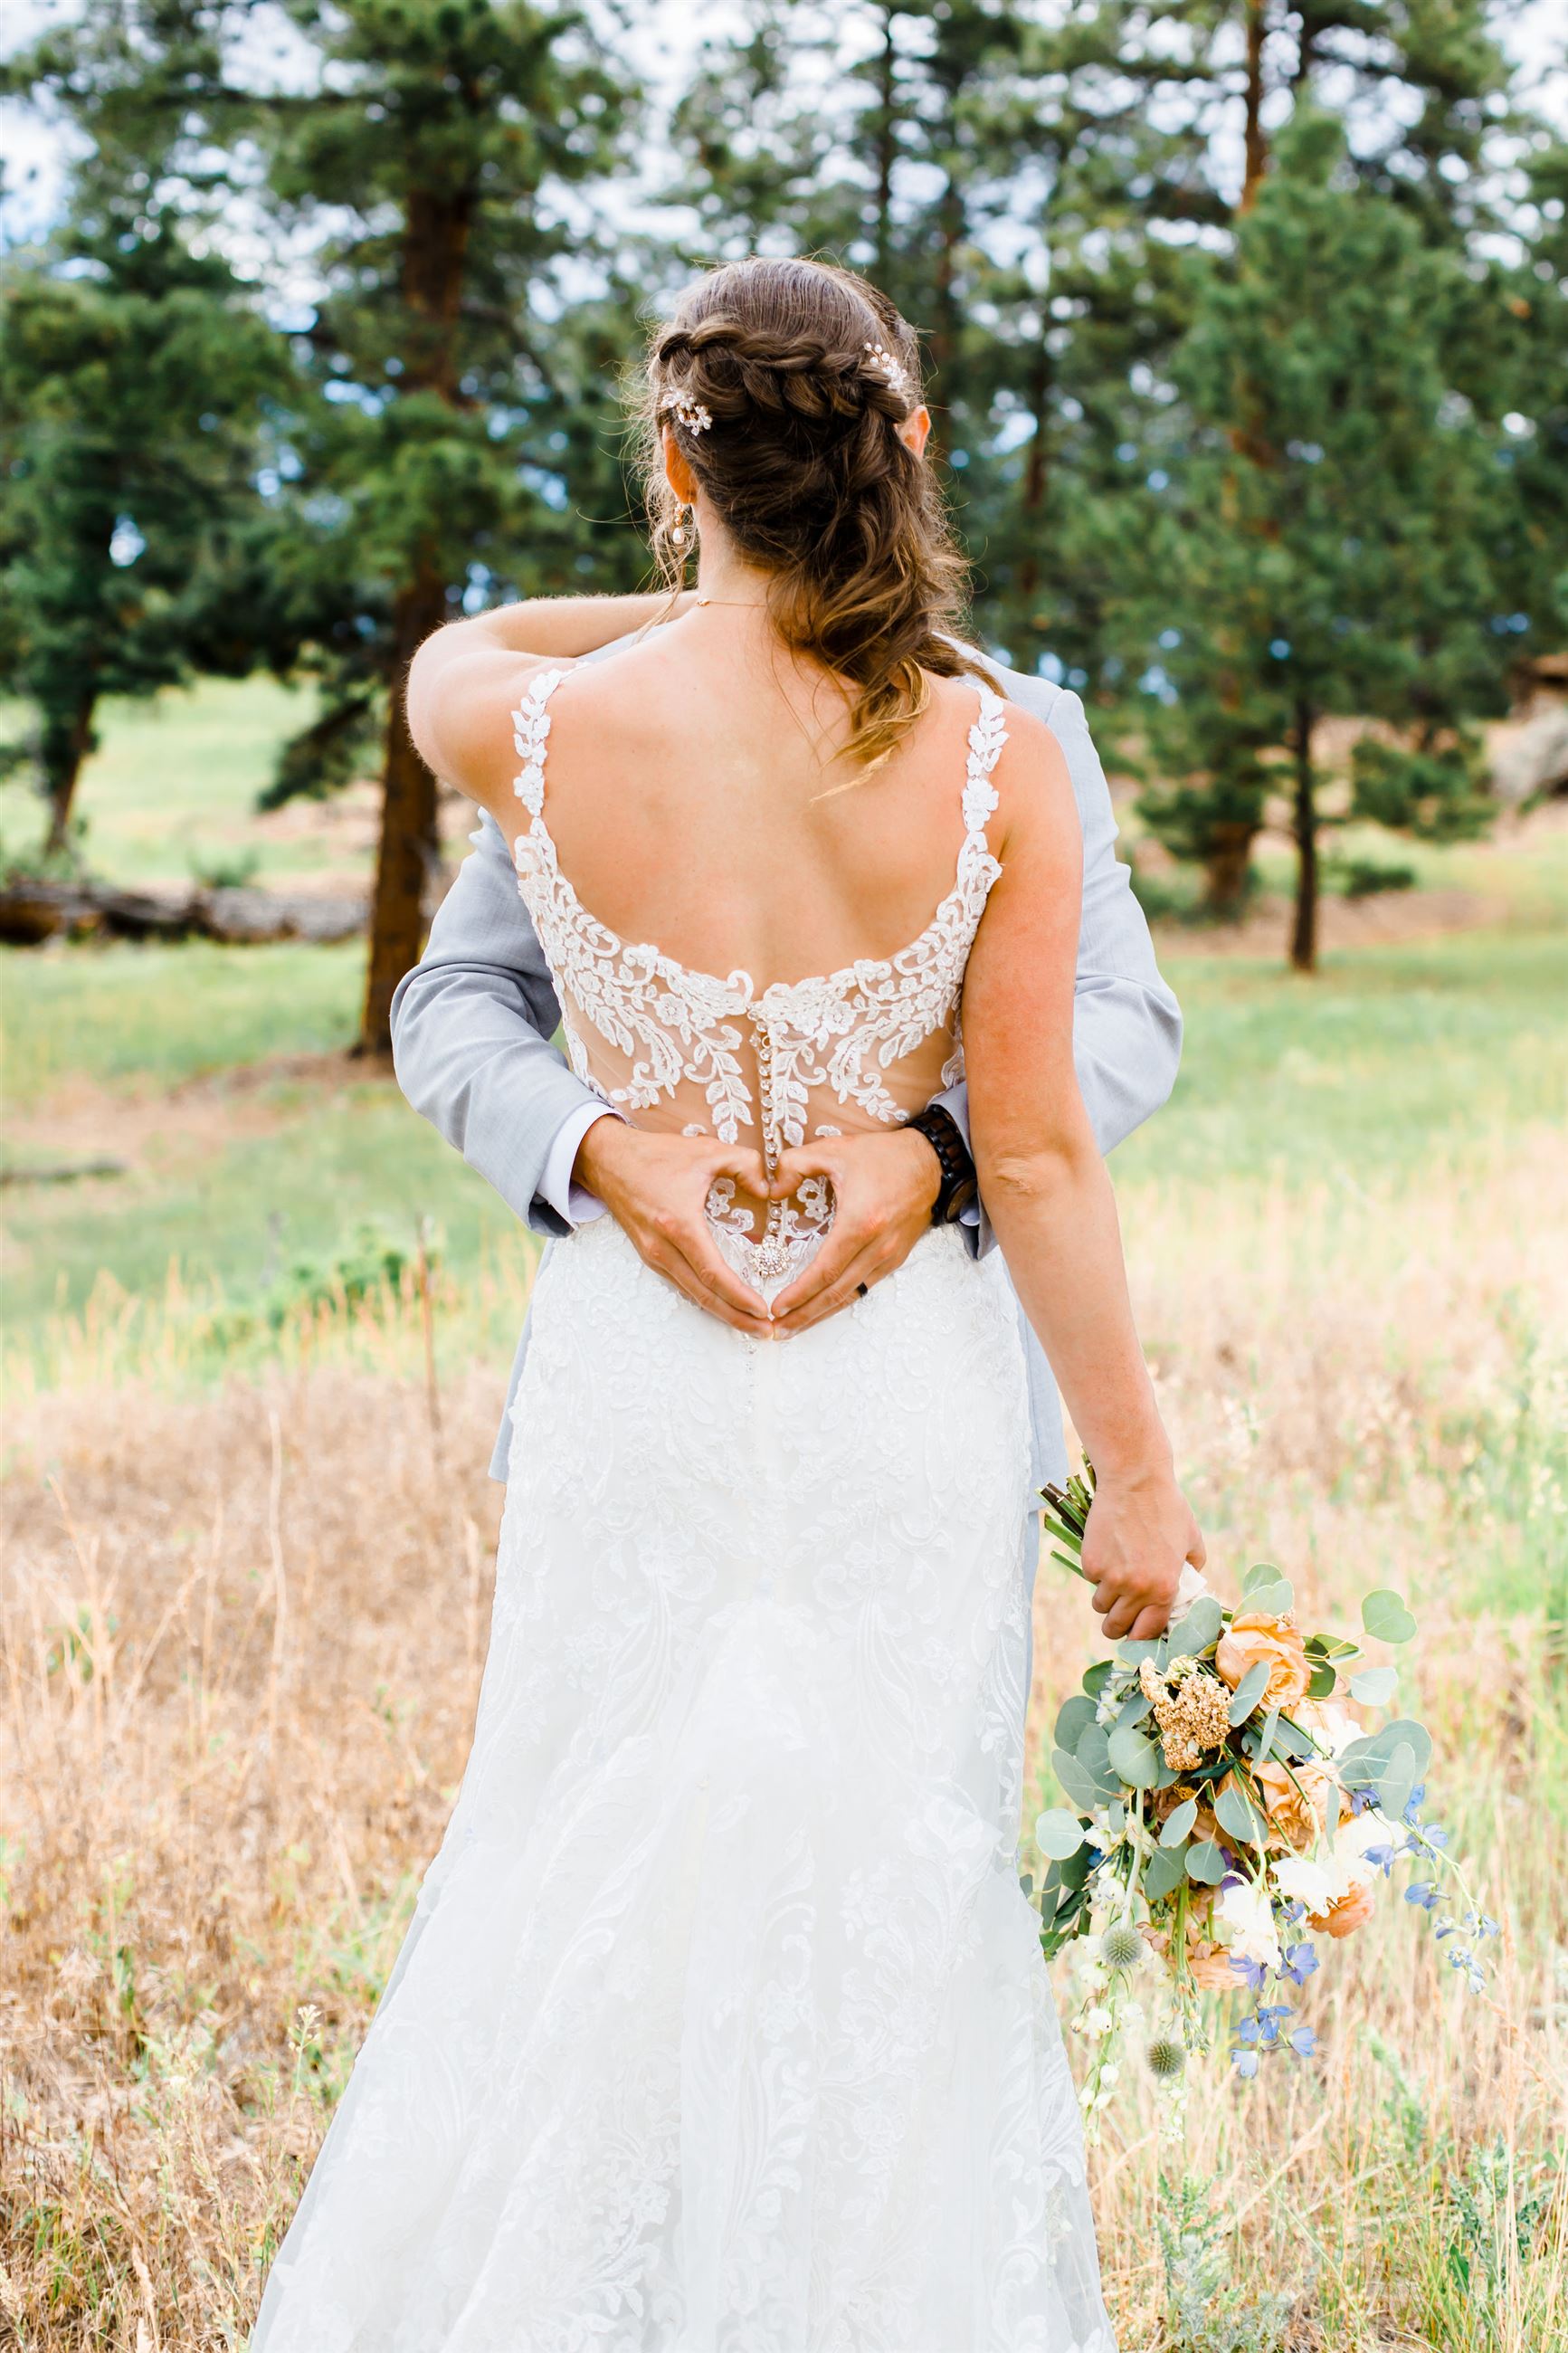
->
[635,256,979,770]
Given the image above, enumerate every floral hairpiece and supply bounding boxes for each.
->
[862,339,911,402]
[660,388,713,435]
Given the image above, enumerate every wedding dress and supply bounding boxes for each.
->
[251,674,1115,2352]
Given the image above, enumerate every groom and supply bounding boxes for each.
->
[391,631,1181,1507]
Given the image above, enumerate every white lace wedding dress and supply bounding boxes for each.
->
[251,677,1115,2352]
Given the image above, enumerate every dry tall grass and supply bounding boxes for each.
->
[3,1139,1564,2349]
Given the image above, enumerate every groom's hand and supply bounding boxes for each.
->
[573,1122,774,1338]
[766,1129,941,1334]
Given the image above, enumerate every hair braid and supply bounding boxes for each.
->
[634,257,977,769]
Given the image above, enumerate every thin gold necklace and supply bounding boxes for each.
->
[694,593,769,608]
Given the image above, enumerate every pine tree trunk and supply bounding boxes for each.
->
[42,686,99,857]
[873,9,896,283]
[1015,331,1053,613]
[359,572,445,1055]
[356,183,471,1053]
[1240,1,1269,214]
[1289,699,1318,973]
[1202,821,1259,921]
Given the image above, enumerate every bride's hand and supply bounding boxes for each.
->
[1079,1468,1205,1643]
[573,1121,774,1338]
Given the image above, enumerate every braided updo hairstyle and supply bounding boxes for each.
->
[636,257,979,771]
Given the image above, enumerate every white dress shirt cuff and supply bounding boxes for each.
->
[539,1103,622,1227]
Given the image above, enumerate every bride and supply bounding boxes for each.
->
[251,257,1202,2352]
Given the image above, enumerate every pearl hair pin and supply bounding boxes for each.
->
[862,339,910,400]
[660,389,713,435]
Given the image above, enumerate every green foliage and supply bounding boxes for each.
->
[1157,2171,1299,2353]
[0,4,290,852]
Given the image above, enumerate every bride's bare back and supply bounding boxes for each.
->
[423,608,1043,1277]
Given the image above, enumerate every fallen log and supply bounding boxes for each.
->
[0,878,366,948]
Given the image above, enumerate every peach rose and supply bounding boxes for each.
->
[1214,1611,1311,1713]
[1255,1757,1331,1853]
[1306,1877,1376,1939]
[1185,1940,1242,1992]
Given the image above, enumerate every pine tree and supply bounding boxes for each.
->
[1127,0,1530,912]
[1142,108,1511,971]
[0,3,284,857]
[246,0,638,1051]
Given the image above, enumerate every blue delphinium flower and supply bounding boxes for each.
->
[1280,1940,1319,1986]
[1231,2048,1259,2080]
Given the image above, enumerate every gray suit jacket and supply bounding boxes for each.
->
[390,657,1182,1491]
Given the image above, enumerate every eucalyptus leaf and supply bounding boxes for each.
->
[1034,1808,1088,1861]
[1243,1573,1295,1618]
[1258,1703,1280,1760]
[1306,1662,1337,1700]
[1159,1796,1198,1847]
[1082,1660,1114,1697]
[1117,1637,1164,1671]
[1107,1719,1164,1789]
[1143,1845,1186,1901]
[1225,1661,1270,1724]
[1362,1588,1417,1644]
[1339,1718,1431,1792]
[1114,1688,1154,1731]
[1054,1694,1097,1752]
[1241,1561,1280,1596]
[1074,1720,1121,1796]
[1214,1782,1266,1846]
[1348,1665,1399,1708]
[1052,1748,1105,1814]
[1374,1739,1418,1823]
[1167,1596,1225,1659]
[1185,1840,1227,1885]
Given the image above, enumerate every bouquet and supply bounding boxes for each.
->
[1031,1465,1497,2139]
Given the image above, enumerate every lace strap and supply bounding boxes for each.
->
[511,665,567,819]
[963,682,1007,842]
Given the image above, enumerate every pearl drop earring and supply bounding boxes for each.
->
[670,509,694,553]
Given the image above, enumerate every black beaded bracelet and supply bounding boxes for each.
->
[907,1104,979,1227]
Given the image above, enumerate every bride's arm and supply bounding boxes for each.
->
[405,591,691,808]
[961,711,1202,1642]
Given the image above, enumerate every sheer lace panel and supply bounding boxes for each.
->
[510,669,1006,1281]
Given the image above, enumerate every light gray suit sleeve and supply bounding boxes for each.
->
[390,811,602,1236]
[936,681,1181,1252]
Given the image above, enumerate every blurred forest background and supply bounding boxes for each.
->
[2,5,1566,2348]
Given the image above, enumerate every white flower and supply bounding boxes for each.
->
[1217,1878,1283,1970]
[1167,1564,1212,1625]
[1271,1856,1335,1914]
[1077,2005,1114,2039]
[1305,1700,1362,1758]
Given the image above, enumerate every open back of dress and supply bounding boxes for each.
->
[509,668,1008,1281]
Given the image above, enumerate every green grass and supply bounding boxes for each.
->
[4,919,1564,1368]
[1,677,328,890]
[3,938,360,1103]
[1114,929,1568,1187]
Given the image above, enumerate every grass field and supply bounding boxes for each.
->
[2,691,1565,2348]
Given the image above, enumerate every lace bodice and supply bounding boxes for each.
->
[510,668,1007,1277]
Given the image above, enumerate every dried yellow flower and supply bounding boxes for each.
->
[1139,1658,1232,1773]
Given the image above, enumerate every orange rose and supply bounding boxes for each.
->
[1214,1611,1311,1713]
[1306,1878,1375,1939]
[1255,1757,1331,1853]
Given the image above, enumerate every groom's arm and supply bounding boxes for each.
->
[391,810,609,1237]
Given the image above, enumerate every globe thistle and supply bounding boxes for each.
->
[1146,2034,1186,2081]
[1099,1922,1145,1974]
